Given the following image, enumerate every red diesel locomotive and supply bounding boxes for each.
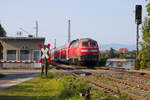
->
[50,38,99,65]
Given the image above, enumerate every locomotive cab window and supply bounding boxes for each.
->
[90,41,97,47]
[70,41,79,48]
[82,41,88,47]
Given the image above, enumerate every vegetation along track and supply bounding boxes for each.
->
[105,72,150,86]
[52,63,150,99]
[51,63,150,98]
[88,73,150,99]
[92,73,150,91]
[72,73,144,100]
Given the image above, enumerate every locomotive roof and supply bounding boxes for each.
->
[51,38,97,50]
[67,38,96,45]
[70,38,96,42]
[79,38,95,41]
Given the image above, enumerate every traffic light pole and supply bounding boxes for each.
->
[136,24,139,57]
[136,23,140,70]
[135,5,142,70]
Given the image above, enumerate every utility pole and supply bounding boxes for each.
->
[36,21,38,37]
[54,39,56,49]
[68,20,71,43]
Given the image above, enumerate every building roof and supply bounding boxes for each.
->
[0,37,45,40]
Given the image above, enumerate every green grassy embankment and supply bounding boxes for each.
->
[0,72,126,100]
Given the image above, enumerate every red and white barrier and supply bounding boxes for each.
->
[0,60,40,63]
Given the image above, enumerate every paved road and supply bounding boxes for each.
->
[0,70,40,90]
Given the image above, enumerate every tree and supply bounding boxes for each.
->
[139,2,150,69]
[0,24,6,59]
[99,51,109,66]
[109,48,115,58]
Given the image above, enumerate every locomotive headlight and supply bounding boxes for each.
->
[90,49,98,52]
[81,49,88,52]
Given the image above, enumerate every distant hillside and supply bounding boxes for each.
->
[99,43,140,51]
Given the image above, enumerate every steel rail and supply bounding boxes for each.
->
[92,73,150,91]
[72,73,144,100]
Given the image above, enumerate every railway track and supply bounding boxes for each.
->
[72,73,144,100]
[92,73,150,91]
[52,63,150,79]
[52,63,125,70]
[107,72,150,86]
[77,72,150,99]
[51,63,150,99]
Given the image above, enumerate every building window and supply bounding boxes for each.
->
[7,50,16,60]
[20,50,29,60]
[32,50,41,61]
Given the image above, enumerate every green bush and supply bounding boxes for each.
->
[75,81,91,93]
[47,72,65,79]
[59,89,76,99]
[48,65,54,69]
[59,76,76,89]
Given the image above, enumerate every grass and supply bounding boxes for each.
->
[0,72,124,100]
[48,65,55,69]
[0,72,83,100]
[109,75,123,80]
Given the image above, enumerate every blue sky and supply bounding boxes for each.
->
[0,0,147,48]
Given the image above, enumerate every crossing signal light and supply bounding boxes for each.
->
[135,5,142,24]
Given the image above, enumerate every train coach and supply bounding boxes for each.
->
[50,38,99,66]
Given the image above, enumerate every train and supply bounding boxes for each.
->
[50,38,99,66]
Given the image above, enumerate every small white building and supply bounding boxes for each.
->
[0,37,45,69]
[106,58,135,69]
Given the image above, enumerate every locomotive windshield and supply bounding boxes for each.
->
[90,41,97,47]
[82,41,88,46]
[82,41,97,47]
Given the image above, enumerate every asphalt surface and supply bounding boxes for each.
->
[0,70,40,90]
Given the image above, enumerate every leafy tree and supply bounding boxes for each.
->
[0,24,6,59]
[139,2,150,69]
[99,51,109,66]
[123,51,136,59]
[109,48,115,58]
[146,1,150,16]
[0,24,6,37]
